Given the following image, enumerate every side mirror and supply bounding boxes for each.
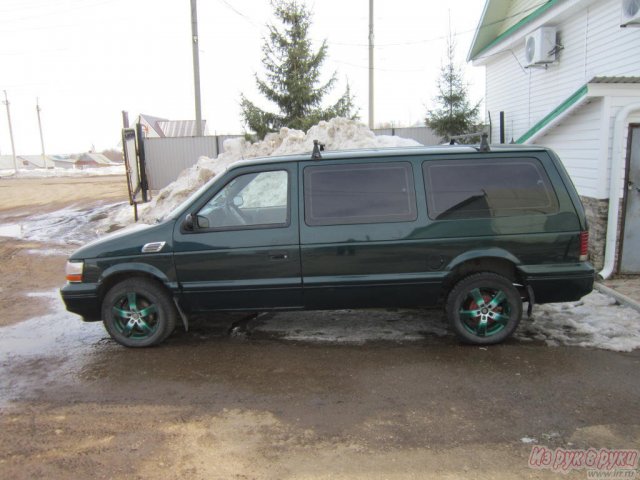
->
[182,213,195,231]
[233,196,244,208]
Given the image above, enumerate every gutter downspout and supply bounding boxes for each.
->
[599,102,640,279]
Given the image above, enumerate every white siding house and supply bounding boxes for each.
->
[468,0,640,274]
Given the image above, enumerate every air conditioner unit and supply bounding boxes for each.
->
[621,0,640,26]
[524,27,557,67]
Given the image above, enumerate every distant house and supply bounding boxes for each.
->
[0,155,19,170]
[138,113,208,138]
[468,0,640,275]
[76,153,117,168]
[50,155,78,169]
[18,155,54,169]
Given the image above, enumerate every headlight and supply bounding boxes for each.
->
[65,261,84,283]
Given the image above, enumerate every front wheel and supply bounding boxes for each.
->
[446,272,522,345]
[102,278,177,347]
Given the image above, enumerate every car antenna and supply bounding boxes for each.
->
[311,140,325,159]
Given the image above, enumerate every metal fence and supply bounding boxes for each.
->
[373,126,441,145]
[143,135,243,190]
[143,127,439,190]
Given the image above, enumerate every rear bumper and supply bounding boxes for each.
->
[60,283,101,321]
[519,262,595,304]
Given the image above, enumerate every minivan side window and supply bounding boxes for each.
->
[196,170,288,229]
[304,162,417,226]
[423,158,558,220]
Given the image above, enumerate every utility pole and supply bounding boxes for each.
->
[3,90,18,174]
[36,98,47,168]
[368,0,374,129]
[190,0,203,136]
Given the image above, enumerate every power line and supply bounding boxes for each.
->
[216,0,262,28]
[326,0,549,49]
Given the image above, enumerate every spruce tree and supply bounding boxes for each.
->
[240,0,357,139]
[426,34,481,143]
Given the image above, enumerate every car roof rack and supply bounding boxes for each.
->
[477,133,490,152]
[311,140,325,159]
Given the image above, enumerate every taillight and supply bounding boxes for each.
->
[65,261,84,283]
[579,231,588,262]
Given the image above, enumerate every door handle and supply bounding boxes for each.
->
[268,251,289,260]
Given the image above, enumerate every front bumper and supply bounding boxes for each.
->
[60,283,101,321]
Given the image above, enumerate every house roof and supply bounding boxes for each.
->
[468,0,610,63]
[590,76,640,84]
[139,114,168,137]
[78,153,115,165]
[468,0,562,61]
[157,120,207,137]
[517,76,640,144]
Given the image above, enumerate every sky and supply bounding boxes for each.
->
[0,0,486,155]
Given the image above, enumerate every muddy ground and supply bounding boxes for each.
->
[0,175,639,479]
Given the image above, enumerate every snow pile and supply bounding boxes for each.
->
[126,118,421,225]
[517,291,640,352]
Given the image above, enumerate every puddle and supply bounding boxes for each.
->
[0,291,110,407]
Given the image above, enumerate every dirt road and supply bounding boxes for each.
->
[0,175,639,479]
[0,175,128,327]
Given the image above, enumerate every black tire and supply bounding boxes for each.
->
[446,272,522,345]
[102,278,177,347]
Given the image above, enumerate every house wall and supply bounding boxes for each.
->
[484,0,640,156]
[485,0,640,202]
[536,97,603,197]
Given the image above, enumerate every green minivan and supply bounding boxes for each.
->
[61,143,594,347]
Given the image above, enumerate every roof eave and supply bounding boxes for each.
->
[518,79,640,144]
[469,0,593,64]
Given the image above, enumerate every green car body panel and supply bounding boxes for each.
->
[61,145,594,329]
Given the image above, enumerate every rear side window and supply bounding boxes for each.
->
[304,162,417,226]
[423,158,558,220]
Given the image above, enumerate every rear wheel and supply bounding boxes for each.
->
[446,272,522,345]
[102,278,176,347]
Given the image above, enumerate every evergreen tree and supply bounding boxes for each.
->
[240,0,357,139]
[426,34,481,143]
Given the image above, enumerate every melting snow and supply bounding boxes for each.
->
[254,309,450,344]
[0,201,127,250]
[517,291,640,352]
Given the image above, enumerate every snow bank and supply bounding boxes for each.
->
[0,165,125,178]
[516,291,640,352]
[124,118,421,225]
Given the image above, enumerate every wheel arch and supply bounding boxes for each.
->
[441,249,524,301]
[97,263,174,304]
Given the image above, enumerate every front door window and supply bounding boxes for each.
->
[196,170,288,229]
